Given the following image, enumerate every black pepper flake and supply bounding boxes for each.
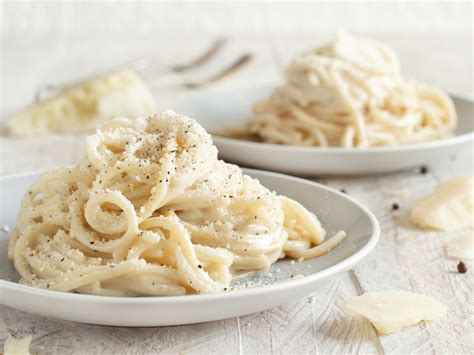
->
[60,257,65,262]
[198,265,202,269]
[90,241,95,245]
[223,287,227,291]
[457,261,467,274]
[340,188,347,194]
[392,203,399,211]
[420,166,428,174]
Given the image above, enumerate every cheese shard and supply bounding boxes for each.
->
[446,232,474,259]
[341,291,447,334]
[411,176,474,231]
[4,335,32,355]
[6,70,156,137]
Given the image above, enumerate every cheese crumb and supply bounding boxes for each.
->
[4,335,32,355]
[341,291,447,334]
[411,176,474,231]
[6,70,156,137]
[446,232,474,259]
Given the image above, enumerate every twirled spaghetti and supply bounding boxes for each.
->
[9,111,345,296]
[246,33,456,147]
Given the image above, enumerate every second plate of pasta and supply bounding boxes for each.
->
[175,85,473,175]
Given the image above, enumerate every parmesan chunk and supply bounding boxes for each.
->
[4,335,32,355]
[446,231,474,259]
[6,70,156,137]
[411,176,474,231]
[341,291,447,334]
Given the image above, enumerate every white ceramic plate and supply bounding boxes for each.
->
[174,85,474,176]
[0,169,379,326]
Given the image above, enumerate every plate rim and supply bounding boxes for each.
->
[0,168,380,305]
[178,84,474,154]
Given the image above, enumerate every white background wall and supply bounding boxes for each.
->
[1,1,472,118]
[1,1,472,36]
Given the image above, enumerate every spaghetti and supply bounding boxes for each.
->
[247,33,456,147]
[9,111,345,296]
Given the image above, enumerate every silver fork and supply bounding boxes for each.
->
[128,38,227,73]
[147,53,252,89]
[35,38,252,101]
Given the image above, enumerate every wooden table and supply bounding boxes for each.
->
[1,22,473,354]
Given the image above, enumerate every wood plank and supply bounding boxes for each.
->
[0,305,241,354]
[239,273,382,354]
[322,148,473,354]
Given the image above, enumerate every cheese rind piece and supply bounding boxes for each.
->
[6,70,156,137]
[4,335,32,355]
[446,231,474,259]
[411,176,474,231]
[341,291,447,334]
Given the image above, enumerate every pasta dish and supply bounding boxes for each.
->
[245,33,456,147]
[8,111,345,296]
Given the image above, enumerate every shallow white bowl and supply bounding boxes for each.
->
[175,85,474,176]
[0,169,379,326]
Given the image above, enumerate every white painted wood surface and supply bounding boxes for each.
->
[1,2,473,354]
